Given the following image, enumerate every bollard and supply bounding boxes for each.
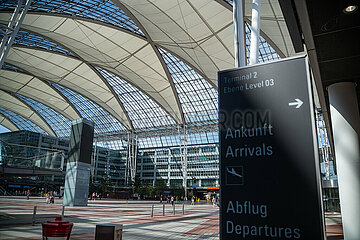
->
[163,204,165,216]
[61,205,65,218]
[151,205,154,217]
[182,203,184,215]
[32,206,37,226]
[173,204,175,215]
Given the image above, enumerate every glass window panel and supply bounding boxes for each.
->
[0,107,47,134]
[0,0,143,35]
[51,83,126,135]
[0,29,75,56]
[94,67,176,130]
[16,94,71,137]
[159,48,218,124]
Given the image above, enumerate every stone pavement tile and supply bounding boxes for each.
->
[326,223,343,240]
[182,215,218,237]
[0,198,345,240]
[70,233,95,239]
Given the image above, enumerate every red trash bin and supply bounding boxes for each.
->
[42,216,73,240]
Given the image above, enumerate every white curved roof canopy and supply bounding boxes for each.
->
[5,46,132,129]
[0,13,183,125]
[0,0,295,136]
[116,0,296,86]
[0,90,55,136]
[243,0,296,57]
[0,112,19,132]
[0,69,80,121]
[117,0,235,87]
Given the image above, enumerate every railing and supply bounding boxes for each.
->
[0,140,64,171]
[0,185,8,196]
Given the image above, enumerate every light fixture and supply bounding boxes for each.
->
[343,4,358,14]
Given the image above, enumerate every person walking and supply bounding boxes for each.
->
[46,192,50,204]
[26,189,30,200]
[212,196,217,207]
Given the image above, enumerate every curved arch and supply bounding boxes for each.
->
[117,0,235,87]
[112,1,185,124]
[0,90,56,136]
[0,112,19,132]
[16,93,72,138]
[2,27,134,129]
[94,66,177,129]
[158,45,218,90]
[0,12,183,124]
[0,69,81,121]
[116,0,295,87]
[50,83,127,134]
[88,64,134,130]
[5,46,132,130]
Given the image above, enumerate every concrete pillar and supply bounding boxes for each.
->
[328,82,360,239]
[63,118,94,207]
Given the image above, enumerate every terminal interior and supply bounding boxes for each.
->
[0,0,359,239]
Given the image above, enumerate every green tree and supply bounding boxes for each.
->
[133,174,142,194]
[145,184,155,197]
[154,179,168,196]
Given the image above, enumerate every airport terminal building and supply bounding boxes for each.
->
[0,0,359,239]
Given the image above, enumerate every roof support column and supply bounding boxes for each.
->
[0,0,33,69]
[233,0,246,67]
[328,82,360,239]
[249,0,261,65]
[126,132,137,187]
[179,124,188,201]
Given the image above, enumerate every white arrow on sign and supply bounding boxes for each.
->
[288,98,303,108]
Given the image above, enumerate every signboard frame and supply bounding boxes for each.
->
[218,55,325,239]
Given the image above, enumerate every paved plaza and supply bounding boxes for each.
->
[0,197,343,239]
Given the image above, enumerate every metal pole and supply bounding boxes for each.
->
[125,133,130,185]
[91,139,97,182]
[183,125,188,201]
[151,204,154,217]
[0,0,33,69]
[133,135,138,186]
[32,206,37,226]
[249,0,261,65]
[163,203,165,216]
[233,0,246,67]
[182,203,184,215]
[0,0,22,56]
[61,205,65,218]
[173,204,175,215]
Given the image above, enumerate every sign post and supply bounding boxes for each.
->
[218,56,325,239]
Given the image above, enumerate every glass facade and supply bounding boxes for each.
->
[0,107,48,135]
[0,0,143,35]
[52,83,126,134]
[95,67,176,129]
[16,94,71,138]
[0,0,337,205]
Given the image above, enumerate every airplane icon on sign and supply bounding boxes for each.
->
[226,166,244,185]
[227,167,242,178]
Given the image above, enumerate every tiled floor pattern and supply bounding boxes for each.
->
[0,197,343,239]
